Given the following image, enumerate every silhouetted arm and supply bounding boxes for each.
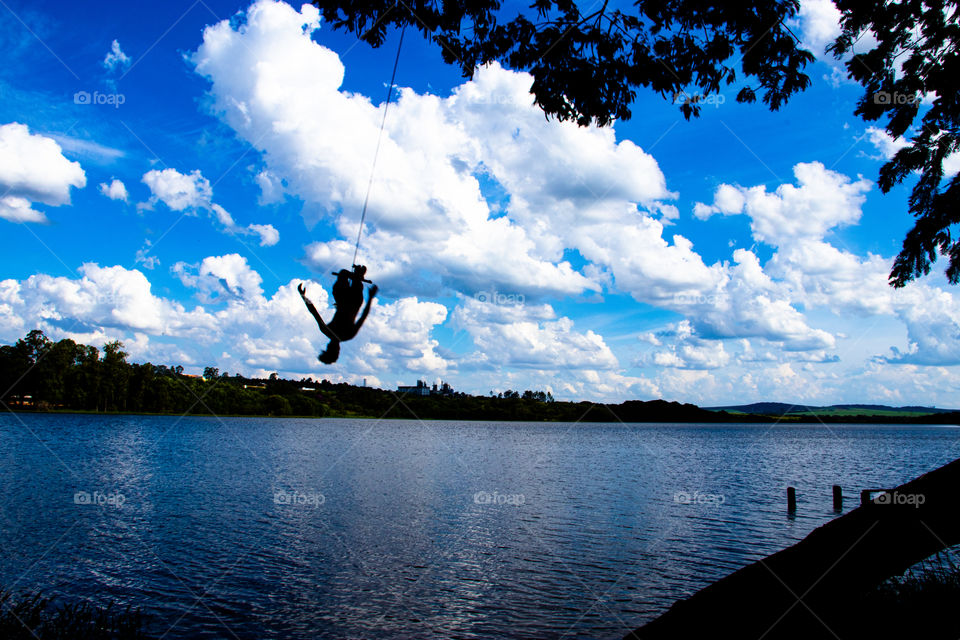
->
[299,283,336,341]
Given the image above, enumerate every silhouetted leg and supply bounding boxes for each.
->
[300,291,337,341]
[309,306,338,342]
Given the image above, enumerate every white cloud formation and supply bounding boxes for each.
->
[48,134,125,164]
[879,285,960,365]
[357,296,451,374]
[696,249,836,350]
[691,160,960,368]
[652,337,731,370]
[0,257,453,382]
[172,253,264,302]
[185,1,867,362]
[451,296,619,371]
[141,167,279,246]
[247,223,279,246]
[103,39,131,72]
[99,178,128,201]
[793,0,878,87]
[0,263,214,341]
[142,168,212,211]
[865,126,910,160]
[0,122,86,223]
[796,0,843,55]
[572,217,725,306]
[135,251,159,270]
[694,162,871,246]
[191,0,701,301]
[3,252,958,405]
[243,221,280,246]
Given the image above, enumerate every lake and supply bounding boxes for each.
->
[1,414,957,638]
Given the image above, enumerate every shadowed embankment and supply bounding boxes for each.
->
[625,457,960,639]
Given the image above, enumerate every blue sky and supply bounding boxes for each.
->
[1,0,958,406]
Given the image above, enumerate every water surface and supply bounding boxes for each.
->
[1,414,957,638]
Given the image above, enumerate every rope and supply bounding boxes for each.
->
[352,24,406,266]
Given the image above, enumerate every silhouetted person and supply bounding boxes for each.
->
[299,265,377,364]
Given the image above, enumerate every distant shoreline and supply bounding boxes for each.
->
[6,407,960,425]
[5,329,958,426]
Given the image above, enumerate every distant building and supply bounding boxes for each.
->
[398,380,455,396]
[432,381,454,396]
[398,380,431,396]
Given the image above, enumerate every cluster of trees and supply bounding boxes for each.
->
[0,330,329,416]
[4,329,959,423]
[0,329,731,422]
[0,329,569,419]
[1,330,128,413]
[494,389,554,402]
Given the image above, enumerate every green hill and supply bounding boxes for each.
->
[707,402,957,418]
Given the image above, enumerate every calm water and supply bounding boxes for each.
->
[1,414,958,639]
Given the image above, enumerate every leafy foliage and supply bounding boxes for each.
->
[827,0,960,286]
[313,0,813,125]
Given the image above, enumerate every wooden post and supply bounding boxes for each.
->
[832,485,842,511]
[787,487,796,512]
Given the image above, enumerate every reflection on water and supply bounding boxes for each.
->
[0,414,957,638]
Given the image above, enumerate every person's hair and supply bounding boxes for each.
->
[318,340,340,364]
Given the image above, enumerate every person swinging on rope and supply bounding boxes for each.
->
[296,26,398,365]
[298,265,378,364]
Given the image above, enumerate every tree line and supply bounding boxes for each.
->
[8,329,951,423]
[0,329,333,416]
[0,329,579,419]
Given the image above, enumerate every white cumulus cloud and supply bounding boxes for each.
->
[0,122,86,223]
[99,178,128,201]
[141,167,279,246]
[451,296,619,371]
[694,162,871,246]
[142,168,212,211]
[103,39,131,72]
